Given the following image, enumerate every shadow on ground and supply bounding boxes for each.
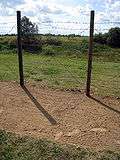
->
[89,95,120,115]
[21,85,57,125]
[21,84,120,126]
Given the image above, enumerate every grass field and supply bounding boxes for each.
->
[0,35,120,97]
[0,51,120,97]
[0,130,120,160]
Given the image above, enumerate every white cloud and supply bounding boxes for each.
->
[0,0,120,35]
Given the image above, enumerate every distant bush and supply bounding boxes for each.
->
[22,38,42,52]
[107,27,120,48]
[0,35,42,53]
[68,34,76,38]
[45,37,62,46]
[42,45,56,55]
[8,38,16,49]
[94,27,120,48]
[94,33,108,44]
[93,43,111,53]
[79,39,110,54]
[79,39,88,53]
[0,37,14,50]
[0,44,9,50]
[8,37,42,52]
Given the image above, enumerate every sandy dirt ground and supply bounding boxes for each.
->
[0,81,120,151]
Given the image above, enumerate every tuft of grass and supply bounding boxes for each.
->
[0,130,120,160]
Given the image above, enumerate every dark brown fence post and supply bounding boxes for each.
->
[86,10,95,96]
[17,11,24,86]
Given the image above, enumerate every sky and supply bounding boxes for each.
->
[0,0,120,35]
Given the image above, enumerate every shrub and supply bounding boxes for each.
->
[22,38,42,52]
[93,43,111,53]
[79,39,88,53]
[94,33,108,44]
[0,44,9,50]
[8,38,17,49]
[107,27,120,48]
[94,27,120,48]
[45,37,62,46]
[8,37,42,52]
[42,45,56,55]
[0,36,16,50]
[68,34,76,39]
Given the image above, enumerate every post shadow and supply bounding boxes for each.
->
[21,85,57,125]
[88,95,120,115]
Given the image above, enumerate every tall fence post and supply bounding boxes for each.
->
[86,10,95,96]
[17,11,24,86]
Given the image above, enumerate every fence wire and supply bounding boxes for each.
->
[22,13,90,91]
[0,12,120,99]
[0,22,18,81]
[91,21,120,98]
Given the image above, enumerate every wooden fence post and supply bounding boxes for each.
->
[86,10,95,96]
[17,11,24,86]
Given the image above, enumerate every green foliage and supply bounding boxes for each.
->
[21,16,38,39]
[79,39,88,53]
[93,43,111,53]
[21,16,42,52]
[94,33,108,44]
[8,38,17,50]
[7,35,42,53]
[44,36,62,46]
[42,45,56,55]
[68,34,76,38]
[22,38,42,53]
[0,34,120,58]
[107,27,120,47]
[94,27,120,48]
[0,36,17,52]
[0,44,9,50]
[0,52,120,96]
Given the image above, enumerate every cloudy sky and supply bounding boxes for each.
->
[0,0,120,35]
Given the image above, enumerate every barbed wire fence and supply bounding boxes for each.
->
[0,21,17,81]
[91,20,120,98]
[0,10,120,98]
[20,11,91,92]
[19,10,120,98]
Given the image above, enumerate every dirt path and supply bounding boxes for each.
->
[0,82,120,151]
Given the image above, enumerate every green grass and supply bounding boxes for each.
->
[0,51,120,97]
[0,35,120,97]
[0,130,120,160]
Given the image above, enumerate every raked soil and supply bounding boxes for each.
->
[0,81,120,151]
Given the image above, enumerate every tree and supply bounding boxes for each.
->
[107,27,120,48]
[94,27,120,48]
[20,16,42,52]
[21,16,38,39]
[94,33,108,44]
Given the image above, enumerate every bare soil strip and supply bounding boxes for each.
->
[0,82,120,151]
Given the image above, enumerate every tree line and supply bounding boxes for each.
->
[0,16,120,53]
[21,16,120,48]
[94,27,120,48]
